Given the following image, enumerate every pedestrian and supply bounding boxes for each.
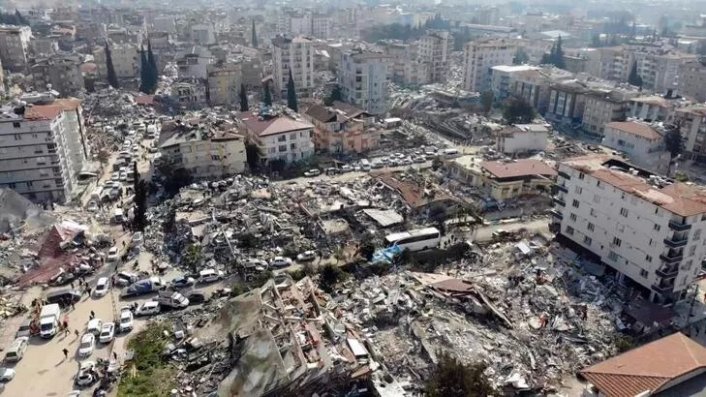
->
[87,287,92,296]
[64,327,70,337]
[74,329,79,338]
[70,301,75,310]
[70,281,75,289]
[90,310,95,320]
[113,352,118,360]
[62,348,69,359]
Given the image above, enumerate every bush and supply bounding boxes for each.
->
[118,323,174,397]
[319,264,348,292]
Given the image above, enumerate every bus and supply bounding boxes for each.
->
[385,227,441,252]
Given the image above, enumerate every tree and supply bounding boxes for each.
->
[425,351,495,397]
[664,123,684,176]
[628,61,643,87]
[132,180,148,231]
[480,91,493,115]
[96,149,110,165]
[104,42,119,88]
[551,36,566,69]
[432,157,443,171]
[251,19,258,48]
[245,142,261,171]
[358,241,376,262]
[319,264,347,292]
[144,40,159,93]
[503,96,535,124]
[139,47,149,93]
[591,34,603,48]
[286,69,298,112]
[263,81,273,107]
[512,48,529,65]
[183,244,203,273]
[239,84,249,112]
[324,84,343,106]
[14,10,29,25]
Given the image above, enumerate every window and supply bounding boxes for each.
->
[596,180,601,187]
[278,145,287,152]
[695,229,702,241]
[593,194,600,203]
[583,236,592,246]
[639,269,648,278]
[612,237,622,247]
[689,245,697,257]
[570,213,577,221]
[653,224,661,232]
[578,172,585,180]
[278,135,286,142]
[13,134,21,140]
[590,208,596,217]
[587,222,595,232]
[572,199,579,208]
[608,251,618,261]
[684,260,694,271]
[645,255,652,263]
[620,208,628,217]
[574,186,582,194]
[566,226,574,235]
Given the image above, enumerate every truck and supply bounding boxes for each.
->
[39,304,61,338]
[156,291,189,309]
[121,277,164,298]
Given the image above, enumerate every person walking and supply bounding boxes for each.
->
[90,310,95,320]
[62,348,69,359]
[74,329,80,338]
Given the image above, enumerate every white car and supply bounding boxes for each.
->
[86,319,102,336]
[75,361,97,386]
[136,301,160,316]
[93,277,110,297]
[0,367,16,382]
[296,251,316,262]
[106,247,119,262]
[270,256,293,268]
[119,308,134,333]
[198,269,224,283]
[77,333,95,358]
[98,322,115,343]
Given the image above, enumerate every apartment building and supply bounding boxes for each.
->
[674,105,706,162]
[581,89,637,136]
[30,54,85,97]
[0,98,87,205]
[509,67,574,115]
[495,123,550,154]
[304,102,379,153]
[0,25,32,72]
[418,30,453,83]
[176,47,214,80]
[238,109,315,164]
[190,24,216,45]
[339,51,390,115]
[311,13,332,39]
[93,43,140,80]
[272,36,315,97]
[629,95,681,122]
[545,81,588,124]
[159,129,246,179]
[490,65,539,101]
[462,39,516,92]
[602,121,670,174]
[551,155,706,304]
[678,60,706,102]
[207,62,241,107]
[172,79,208,109]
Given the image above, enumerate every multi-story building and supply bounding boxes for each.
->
[176,47,213,80]
[678,60,706,102]
[272,35,315,97]
[0,25,32,72]
[93,43,140,81]
[304,102,379,153]
[30,55,84,97]
[158,128,246,179]
[241,58,263,91]
[490,65,539,101]
[0,96,87,205]
[628,95,682,122]
[462,39,516,92]
[418,30,453,83]
[190,24,216,45]
[602,121,670,174]
[495,123,550,154]
[551,155,706,304]
[172,79,208,109]
[238,108,315,164]
[581,89,637,136]
[311,13,332,39]
[339,50,390,115]
[545,81,588,124]
[674,105,706,162]
[152,16,176,34]
[207,62,242,107]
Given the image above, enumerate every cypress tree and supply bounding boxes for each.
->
[263,81,272,107]
[139,46,149,93]
[287,69,298,112]
[552,36,566,69]
[239,84,249,112]
[251,19,258,48]
[105,42,119,88]
[628,61,643,87]
[146,40,158,92]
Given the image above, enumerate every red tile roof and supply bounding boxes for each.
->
[24,105,63,121]
[134,95,155,106]
[581,333,706,397]
[480,159,557,179]
[239,111,313,137]
[606,121,661,140]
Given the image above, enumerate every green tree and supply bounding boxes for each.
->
[628,61,643,87]
[14,10,29,25]
[139,47,149,93]
[319,263,347,292]
[551,36,566,69]
[425,352,495,397]
[263,81,273,107]
[251,19,258,48]
[432,157,443,171]
[503,96,535,124]
[324,84,343,106]
[105,42,119,88]
[480,91,493,115]
[286,69,298,112]
[132,180,148,231]
[183,244,203,273]
[239,84,249,112]
[245,142,261,171]
[664,123,684,176]
[145,40,158,93]
[512,48,529,65]
[591,34,603,48]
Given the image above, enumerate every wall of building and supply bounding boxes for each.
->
[496,131,548,154]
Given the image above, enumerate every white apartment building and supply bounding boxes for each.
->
[0,98,87,205]
[339,51,390,115]
[93,43,140,80]
[0,25,32,72]
[176,47,214,80]
[602,121,670,174]
[678,60,706,102]
[418,30,454,83]
[463,39,516,93]
[674,105,706,162]
[159,130,246,179]
[551,155,706,304]
[312,14,332,39]
[490,65,539,101]
[495,123,549,154]
[272,36,315,97]
[581,89,637,136]
[238,109,315,164]
[191,24,216,45]
[207,62,242,107]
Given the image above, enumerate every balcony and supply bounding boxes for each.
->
[668,220,691,231]
[660,251,683,263]
[656,265,678,278]
[554,183,568,193]
[652,282,675,293]
[549,209,563,219]
[663,236,688,248]
[553,196,566,207]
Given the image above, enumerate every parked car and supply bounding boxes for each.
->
[4,337,28,362]
[106,247,119,263]
[169,276,195,290]
[118,308,133,333]
[304,169,321,177]
[114,272,139,287]
[45,289,81,307]
[98,322,115,343]
[15,319,32,338]
[198,269,224,284]
[93,277,110,298]
[77,334,95,358]
[270,256,293,268]
[0,367,16,382]
[296,251,316,262]
[75,361,97,386]
[135,301,160,316]
[86,319,102,336]
[340,165,352,173]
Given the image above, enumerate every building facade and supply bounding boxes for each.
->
[93,43,140,80]
[30,55,85,97]
[207,62,241,107]
[272,36,315,97]
[678,60,706,103]
[0,25,32,72]
[551,155,706,304]
[580,89,636,136]
[418,30,453,83]
[495,124,550,154]
[159,130,246,179]
[462,39,516,92]
[339,51,390,115]
[602,121,670,174]
[304,103,380,153]
[238,109,315,164]
[674,105,706,162]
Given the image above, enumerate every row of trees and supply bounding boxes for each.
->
[540,35,566,69]
[139,41,159,94]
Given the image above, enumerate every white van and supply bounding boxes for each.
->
[360,159,371,171]
[441,148,460,158]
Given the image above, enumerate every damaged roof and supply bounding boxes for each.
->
[480,159,557,180]
[238,111,314,137]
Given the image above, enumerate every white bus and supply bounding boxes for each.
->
[385,227,441,252]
